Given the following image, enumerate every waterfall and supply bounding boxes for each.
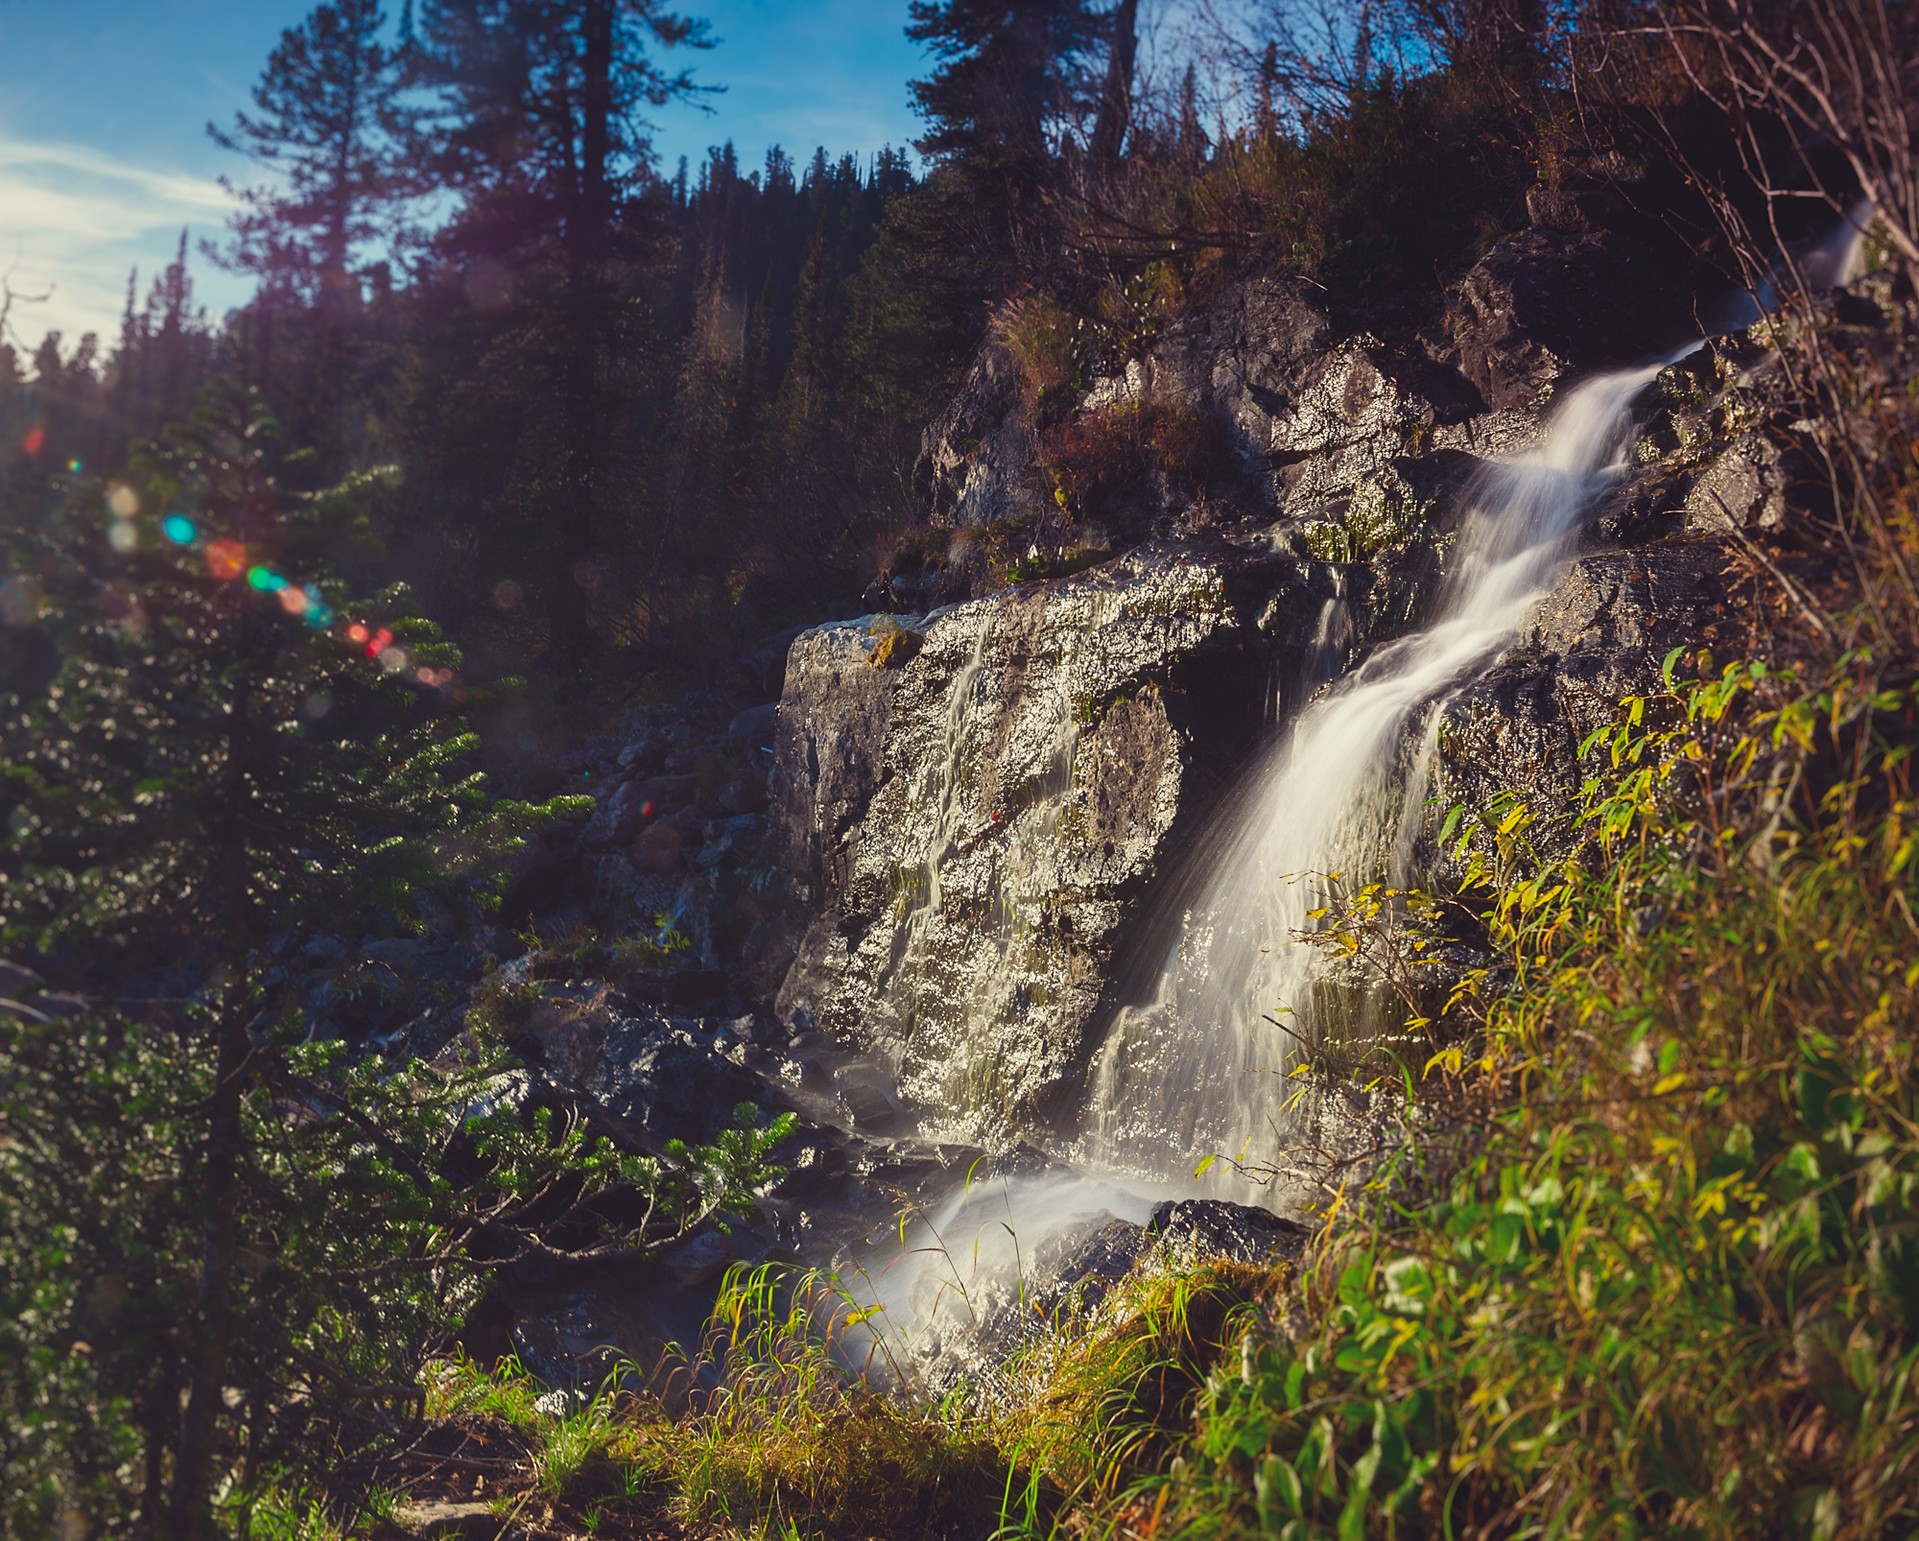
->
[1077,357,1677,1198]
[831,215,1881,1379]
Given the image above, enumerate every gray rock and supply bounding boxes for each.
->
[771,542,1325,1143]
[361,936,424,971]
[516,987,761,1144]
[917,348,1040,528]
[387,1500,506,1539]
[1430,539,1738,840]
[1450,228,1697,410]
[725,701,781,749]
[1685,434,1787,532]
[1027,1216,1155,1317]
[1149,1199,1311,1266]
[767,617,913,910]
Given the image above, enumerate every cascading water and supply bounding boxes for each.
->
[1068,210,1876,1200]
[840,363,1677,1373]
[1077,357,1678,1197]
[834,211,1876,1377]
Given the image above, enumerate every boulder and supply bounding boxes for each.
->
[1450,228,1698,411]
[1027,1216,1155,1317]
[771,540,1335,1143]
[516,987,762,1144]
[917,348,1040,528]
[1148,1199,1310,1266]
[725,701,781,749]
[1684,434,1787,533]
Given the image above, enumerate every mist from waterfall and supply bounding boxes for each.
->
[1076,357,1677,1198]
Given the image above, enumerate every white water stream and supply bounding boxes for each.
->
[836,212,1873,1374]
[841,361,1675,1368]
[1076,357,1676,1195]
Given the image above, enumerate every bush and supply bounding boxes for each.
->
[1131,654,1919,1538]
[1040,396,1226,523]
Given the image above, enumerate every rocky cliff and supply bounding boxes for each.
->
[770,542,1338,1141]
[762,218,1911,1159]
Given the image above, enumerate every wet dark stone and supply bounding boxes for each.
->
[1148,1199,1312,1265]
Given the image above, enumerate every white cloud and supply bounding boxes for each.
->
[0,135,245,355]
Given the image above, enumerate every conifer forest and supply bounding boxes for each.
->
[8,1,1919,1536]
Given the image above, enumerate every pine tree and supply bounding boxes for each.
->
[211,0,410,472]
[408,0,710,661]
[903,0,1102,285]
[0,383,789,1536]
[210,0,409,310]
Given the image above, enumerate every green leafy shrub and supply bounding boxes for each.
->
[1132,654,1919,1538]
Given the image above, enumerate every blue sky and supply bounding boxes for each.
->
[0,0,924,350]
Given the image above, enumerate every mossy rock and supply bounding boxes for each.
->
[869,627,924,669]
[1303,475,1432,563]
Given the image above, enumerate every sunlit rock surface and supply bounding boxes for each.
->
[1430,539,1741,850]
[770,540,1334,1142]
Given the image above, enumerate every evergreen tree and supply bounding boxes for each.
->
[210,0,409,310]
[904,0,1102,285]
[211,0,410,470]
[408,0,709,661]
[0,384,789,1536]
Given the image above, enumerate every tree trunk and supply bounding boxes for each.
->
[160,1004,249,1540]
[162,640,254,1540]
[1089,0,1138,166]
[548,0,615,663]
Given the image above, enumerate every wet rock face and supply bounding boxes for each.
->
[771,541,1332,1142]
[1147,1199,1311,1267]
[1430,539,1743,834]
[769,619,907,910]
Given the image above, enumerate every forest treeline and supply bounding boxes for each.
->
[3,0,1816,696]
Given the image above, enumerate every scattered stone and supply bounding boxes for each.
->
[386,1500,505,1539]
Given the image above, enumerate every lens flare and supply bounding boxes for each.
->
[346,623,369,645]
[277,587,308,616]
[21,428,45,456]
[205,541,247,581]
[247,566,288,593]
[66,459,83,475]
[378,646,408,673]
[106,484,139,518]
[162,515,195,545]
[106,521,138,554]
